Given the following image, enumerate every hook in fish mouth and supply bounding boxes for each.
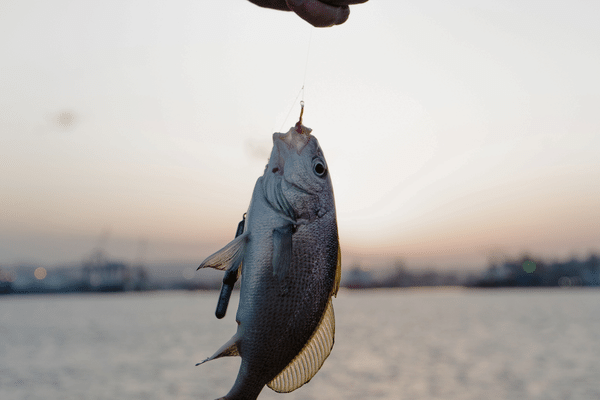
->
[266,124,312,179]
[274,125,312,155]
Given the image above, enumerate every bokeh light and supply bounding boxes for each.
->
[34,267,47,280]
[522,261,536,274]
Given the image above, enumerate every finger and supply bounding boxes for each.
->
[321,0,368,5]
[247,0,291,11]
[286,0,350,27]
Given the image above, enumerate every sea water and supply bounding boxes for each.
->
[1,289,599,400]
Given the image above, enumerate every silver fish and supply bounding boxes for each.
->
[197,123,341,400]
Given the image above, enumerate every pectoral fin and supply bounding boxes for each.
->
[195,332,240,366]
[267,298,335,393]
[272,225,293,281]
[198,232,248,271]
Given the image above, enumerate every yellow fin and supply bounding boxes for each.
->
[333,242,341,297]
[267,298,335,393]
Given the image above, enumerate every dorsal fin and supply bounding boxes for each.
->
[267,298,335,393]
[333,242,341,297]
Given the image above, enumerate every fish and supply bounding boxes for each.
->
[197,123,341,400]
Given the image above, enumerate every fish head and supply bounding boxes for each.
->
[263,124,335,223]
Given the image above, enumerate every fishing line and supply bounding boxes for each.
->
[278,27,313,132]
[301,27,313,103]
[279,87,304,132]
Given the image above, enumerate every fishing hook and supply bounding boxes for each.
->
[295,100,305,133]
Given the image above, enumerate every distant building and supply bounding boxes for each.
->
[3,250,149,295]
[343,265,374,289]
[470,253,600,288]
[0,268,14,294]
[81,251,148,292]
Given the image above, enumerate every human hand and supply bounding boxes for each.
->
[248,0,368,27]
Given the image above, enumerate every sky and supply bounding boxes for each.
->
[1,0,599,270]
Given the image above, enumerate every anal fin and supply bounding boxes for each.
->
[267,298,335,393]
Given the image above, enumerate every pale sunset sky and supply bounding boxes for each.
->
[1,0,599,270]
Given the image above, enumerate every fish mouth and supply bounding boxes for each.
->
[269,125,312,174]
[262,124,315,219]
[273,124,312,157]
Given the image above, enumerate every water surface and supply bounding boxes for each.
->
[1,289,598,399]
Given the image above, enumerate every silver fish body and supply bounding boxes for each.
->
[198,124,341,400]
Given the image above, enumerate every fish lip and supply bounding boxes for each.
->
[269,128,313,176]
[273,126,312,156]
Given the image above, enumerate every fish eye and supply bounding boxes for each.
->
[313,159,327,178]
